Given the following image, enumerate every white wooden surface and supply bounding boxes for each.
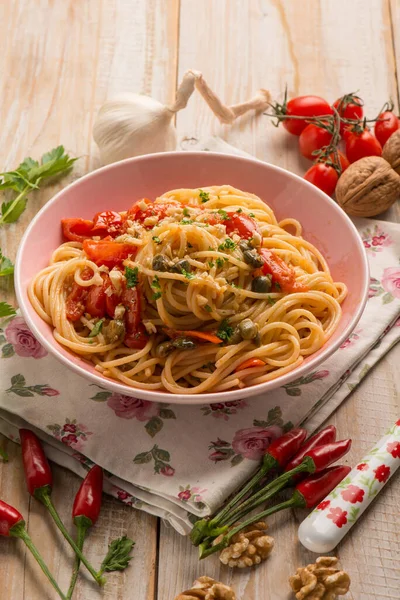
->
[0,1,399,599]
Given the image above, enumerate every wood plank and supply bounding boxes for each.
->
[0,0,179,598]
[160,1,400,599]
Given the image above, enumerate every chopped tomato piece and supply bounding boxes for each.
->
[105,280,121,318]
[224,213,261,240]
[65,268,93,321]
[82,239,137,268]
[62,218,94,242]
[165,329,221,344]
[235,358,265,372]
[121,287,148,349]
[126,200,180,228]
[85,280,106,318]
[260,248,308,293]
[92,211,123,237]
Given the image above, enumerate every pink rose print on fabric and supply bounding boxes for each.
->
[231,425,282,460]
[387,442,400,459]
[317,500,330,511]
[107,394,159,421]
[340,330,361,350]
[117,490,130,500]
[160,465,175,477]
[382,268,400,299]
[362,225,392,255]
[327,507,348,528]
[341,485,365,504]
[133,444,175,476]
[357,463,368,471]
[47,419,93,451]
[5,317,47,359]
[283,370,330,396]
[177,485,207,509]
[201,399,248,421]
[111,486,143,508]
[374,464,391,483]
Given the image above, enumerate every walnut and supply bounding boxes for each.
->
[214,521,274,568]
[289,556,350,600]
[174,576,236,600]
[382,129,400,175]
[335,156,400,217]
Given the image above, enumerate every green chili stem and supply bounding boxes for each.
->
[37,490,105,586]
[11,523,67,600]
[66,521,88,600]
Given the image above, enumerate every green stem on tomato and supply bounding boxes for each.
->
[36,489,106,586]
[66,520,89,600]
[10,522,67,600]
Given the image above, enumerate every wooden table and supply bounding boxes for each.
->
[1,1,399,599]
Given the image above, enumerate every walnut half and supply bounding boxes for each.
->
[174,576,236,600]
[382,129,400,175]
[214,521,274,568]
[335,156,400,217]
[289,556,351,600]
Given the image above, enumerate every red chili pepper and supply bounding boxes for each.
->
[20,429,53,497]
[284,425,337,472]
[306,439,352,472]
[19,429,105,586]
[264,428,308,469]
[293,465,352,508]
[0,499,67,599]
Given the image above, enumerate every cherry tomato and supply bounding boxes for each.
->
[333,94,363,133]
[92,211,123,237]
[304,162,339,196]
[375,111,400,147]
[127,199,180,228]
[85,285,106,318]
[260,249,308,293]
[299,123,333,160]
[345,130,382,163]
[121,287,148,349]
[224,213,262,240]
[323,151,350,173]
[279,96,333,136]
[62,218,94,242]
[82,239,137,268]
[65,268,93,321]
[104,279,121,318]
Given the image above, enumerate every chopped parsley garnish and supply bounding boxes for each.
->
[216,257,226,268]
[125,266,139,288]
[218,238,236,252]
[275,282,281,291]
[267,296,276,306]
[204,304,212,313]
[152,236,162,245]
[152,292,162,301]
[217,209,230,220]
[236,208,243,213]
[89,319,104,338]
[181,219,194,225]
[230,282,242,289]
[199,189,210,203]
[217,319,233,342]
[183,207,190,217]
[151,277,162,300]
[249,212,255,218]
[208,261,215,268]
[182,269,195,280]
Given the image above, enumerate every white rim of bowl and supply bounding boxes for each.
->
[15,151,369,405]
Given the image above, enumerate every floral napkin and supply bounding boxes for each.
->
[1,139,400,535]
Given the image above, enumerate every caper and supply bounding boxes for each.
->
[152,254,170,272]
[170,259,191,274]
[172,337,196,350]
[103,319,126,344]
[227,327,243,345]
[243,249,264,268]
[253,332,262,347]
[238,318,258,340]
[251,275,272,293]
[239,240,251,253]
[156,341,175,358]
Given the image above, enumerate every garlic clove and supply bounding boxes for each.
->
[93,93,177,165]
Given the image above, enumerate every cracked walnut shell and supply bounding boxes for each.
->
[335,156,400,217]
[214,521,274,568]
[382,129,400,175]
[174,576,236,600]
[289,556,351,599]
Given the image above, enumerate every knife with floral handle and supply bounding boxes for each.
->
[298,419,400,553]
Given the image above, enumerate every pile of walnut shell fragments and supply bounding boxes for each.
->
[336,129,400,217]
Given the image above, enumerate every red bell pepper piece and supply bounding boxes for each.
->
[0,499,66,599]
[284,425,337,472]
[19,429,105,586]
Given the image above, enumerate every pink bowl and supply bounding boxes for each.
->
[15,152,369,405]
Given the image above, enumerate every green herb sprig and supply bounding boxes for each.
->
[125,266,139,288]
[0,250,14,277]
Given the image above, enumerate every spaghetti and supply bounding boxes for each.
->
[28,185,346,394]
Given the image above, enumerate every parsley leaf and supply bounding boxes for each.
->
[236,208,243,213]
[183,207,190,217]
[180,219,194,225]
[216,257,226,268]
[0,146,77,226]
[249,212,255,218]
[0,302,16,318]
[267,296,276,306]
[125,266,139,288]
[275,282,281,291]
[152,236,162,245]
[208,260,215,268]
[216,319,233,342]
[151,275,162,300]
[152,292,162,300]
[218,238,236,252]
[89,319,104,337]
[217,209,230,220]
[100,535,135,574]
[199,189,210,203]
[0,250,14,277]
[204,304,212,313]
[182,269,195,280]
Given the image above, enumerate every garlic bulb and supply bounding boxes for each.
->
[93,70,270,165]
